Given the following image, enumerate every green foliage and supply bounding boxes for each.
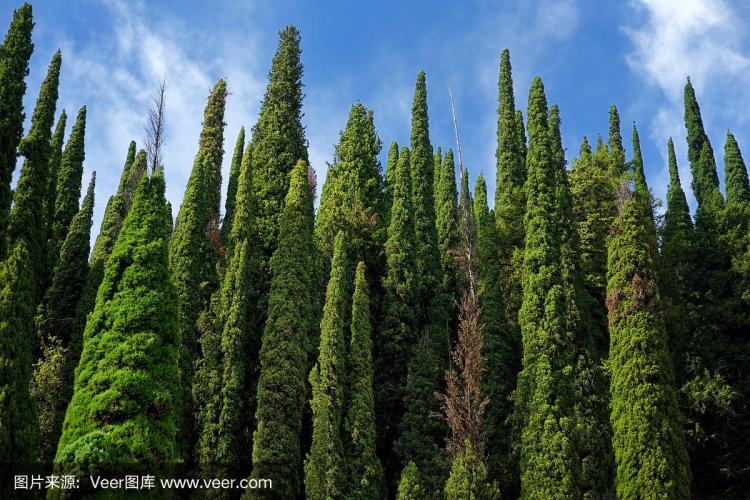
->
[50,105,86,267]
[684,78,721,208]
[444,441,500,500]
[0,2,33,260]
[198,79,228,224]
[608,105,626,179]
[396,461,426,500]
[46,110,66,250]
[32,174,94,464]
[474,174,517,494]
[6,50,60,300]
[515,77,578,499]
[436,148,460,309]
[383,140,399,226]
[221,125,245,248]
[0,240,38,473]
[724,131,750,207]
[346,261,385,499]
[607,191,690,499]
[305,232,349,499]
[247,160,315,500]
[54,168,180,486]
[433,146,443,212]
[630,123,656,246]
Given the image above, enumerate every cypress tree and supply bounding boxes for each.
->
[435,148,460,310]
[376,147,417,487]
[6,50,61,300]
[474,174,517,494]
[515,77,578,498]
[383,140,399,226]
[0,239,37,475]
[515,109,527,166]
[49,105,86,267]
[0,2,34,260]
[433,146,443,211]
[170,80,227,462]
[305,232,349,499]
[346,261,385,499]
[247,160,314,499]
[607,188,690,499]
[684,78,721,208]
[250,26,308,267]
[724,131,750,207]
[53,167,180,488]
[396,462,426,500]
[608,105,626,179]
[46,110,66,243]
[194,142,258,483]
[32,174,94,464]
[220,125,245,247]
[444,441,500,500]
[630,123,656,244]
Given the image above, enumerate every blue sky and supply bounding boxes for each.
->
[6,0,750,238]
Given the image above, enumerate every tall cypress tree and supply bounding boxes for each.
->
[220,125,245,247]
[32,174,94,464]
[684,78,720,208]
[630,123,656,244]
[305,232,349,499]
[6,50,60,300]
[53,167,180,489]
[607,188,690,499]
[49,105,86,267]
[433,146,443,212]
[170,80,227,462]
[346,261,385,499]
[383,140,399,226]
[435,148,460,312]
[515,77,578,498]
[376,147,417,488]
[0,2,34,260]
[608,105,626,179]
[46,110,66,244]
[515,109,527,168]
[247,161,314,499]
[444,441,500,500]
[397,461,426,500]
[194,142,258,483]
[725,132,750,207]
[474,174,517,494]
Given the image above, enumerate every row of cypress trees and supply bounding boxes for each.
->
[1,2,749,498]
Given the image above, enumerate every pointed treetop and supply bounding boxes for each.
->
[631,122,648,193]
[19,50,61,157]
[724,131,750,206]
[666,137,691,220]
[527,76,549,146]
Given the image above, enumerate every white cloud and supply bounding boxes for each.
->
[624,0,750,210]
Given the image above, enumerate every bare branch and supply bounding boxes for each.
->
[144,78,166,175]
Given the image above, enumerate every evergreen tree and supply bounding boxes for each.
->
[396,462,426,500]
[221,125,245,247]
[53,167,180,488]
[49,105,86,267]
[46,110,66,245]
[444,441,500,500]
[515,109,527,167]
[376,147,417,488]
[433,146,443,211]
[630,123,656,244]
[0,2,33,260]
[170,80,227,462]
[32,174,94,464]
[474,174,517,494]
[608,105,626,179]
[6,50,60,300]
[435,148,460,310]
[684,78,720,208]
[724,131,750,207]
[514,77,578,498]
[305,232,349,499]
[247,161,315,500]
[607,188,690,499]
[383,140,399,225]
[346,261,385,499]
[194,142,258,483]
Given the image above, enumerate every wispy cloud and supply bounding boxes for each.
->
[624,0,750,210]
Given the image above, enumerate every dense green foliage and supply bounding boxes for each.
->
[444,441,500,500]
[396,462,425,500]
[247,160,314,499]
[0,2,33,261]
[221,126,245,247]
[32,174,94,464]
[54,168,180,487]
[46,109,66,253]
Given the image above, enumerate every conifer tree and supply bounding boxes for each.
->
[607,188,690,499]
[74,144,143,337]
[515,109,527,167]
[250,26,308,267]
[724,131,750,207]
[170,81,227,461]
[436,148,460,309]
[684,78,720,208]
[46,110,66,242]
[473,174,517,493]
[444,441,500,500]
[377,147,417,487]
[433,146,443,210]
[0,2,33,260]
[630,123,656,243]
[383,140,399,225]
[6,50,60,299]
[49,105,86,267]
[54,167,180,487]
[346,261,385,499]
[221,126,245,247]
[247,161,314,500]
[194,142,258,483]
[32,174,94,464]
[305,232,349,499]
[396,462,426,500]
[515,77,578,498]
[608,105,626,179]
